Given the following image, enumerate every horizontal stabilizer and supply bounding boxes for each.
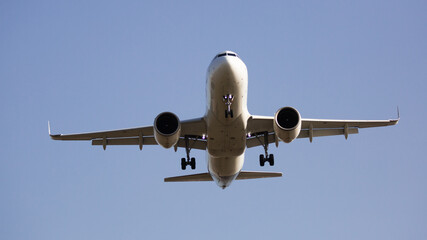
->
[236,171,282,180]
[164,173,213,182]
[164,171,282,182]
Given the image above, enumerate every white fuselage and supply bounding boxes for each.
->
[205,53,250,188]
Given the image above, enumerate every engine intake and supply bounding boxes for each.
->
[274,107,301,143]
[154,112,181,148]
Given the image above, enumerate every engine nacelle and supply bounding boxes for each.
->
[273,107,302,143]
[154,112,181,148]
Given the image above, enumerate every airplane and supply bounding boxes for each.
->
[49,50,399,189]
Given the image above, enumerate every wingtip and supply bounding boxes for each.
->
[397,106,400,120]
[391,106,400,125]
[48,121,61,139]
[391,118,399,125]
[48,121,51,135]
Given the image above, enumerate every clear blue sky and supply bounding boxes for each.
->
[1,1,426,239]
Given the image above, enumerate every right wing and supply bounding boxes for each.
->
[246,115,399,148]
[49,117,207,150]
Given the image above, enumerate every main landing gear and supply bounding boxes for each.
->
[181,136,196,170]
[256,131,274,166]
[223,94,234,118]
[260,154,274,167]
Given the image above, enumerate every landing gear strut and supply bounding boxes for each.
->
[256,131,274,166]
[181,136,196,170]
[223,94,234,118]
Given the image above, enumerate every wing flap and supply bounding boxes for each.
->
[176,138,207,150]
[297,128,358,138]
[92,137,158,146]
[246,133,276,148]
[91,136,207,150]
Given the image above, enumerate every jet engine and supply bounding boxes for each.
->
[154,112,181,148]
[273,107,302,143]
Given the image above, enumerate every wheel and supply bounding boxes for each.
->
[269,154,274,166]
[190,157,196,170]
[230,110,234,118]
[225,110,228,118]
[259,154,265,167]
[181,158,186,170]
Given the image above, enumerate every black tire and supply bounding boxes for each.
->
[190,157,196,170]
[225,110,228,118]
[230,110,234,118]
[181,158,186,170]
[259,154,265,167]
[269,154,275,166]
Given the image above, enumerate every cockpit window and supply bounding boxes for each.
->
[214,52,240,60]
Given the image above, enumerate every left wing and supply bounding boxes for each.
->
[49,118,207,150]
[246,115,399,148]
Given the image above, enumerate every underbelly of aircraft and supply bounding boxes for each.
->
[207,108,247,159]
[206,115,247,182]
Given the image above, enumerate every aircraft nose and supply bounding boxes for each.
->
[208,53,247,82]
[214,56,238,74]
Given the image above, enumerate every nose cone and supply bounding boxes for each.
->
[216,56,234,72]
[208,51,246,79]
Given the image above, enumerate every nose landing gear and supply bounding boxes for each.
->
[223,94,234,118]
